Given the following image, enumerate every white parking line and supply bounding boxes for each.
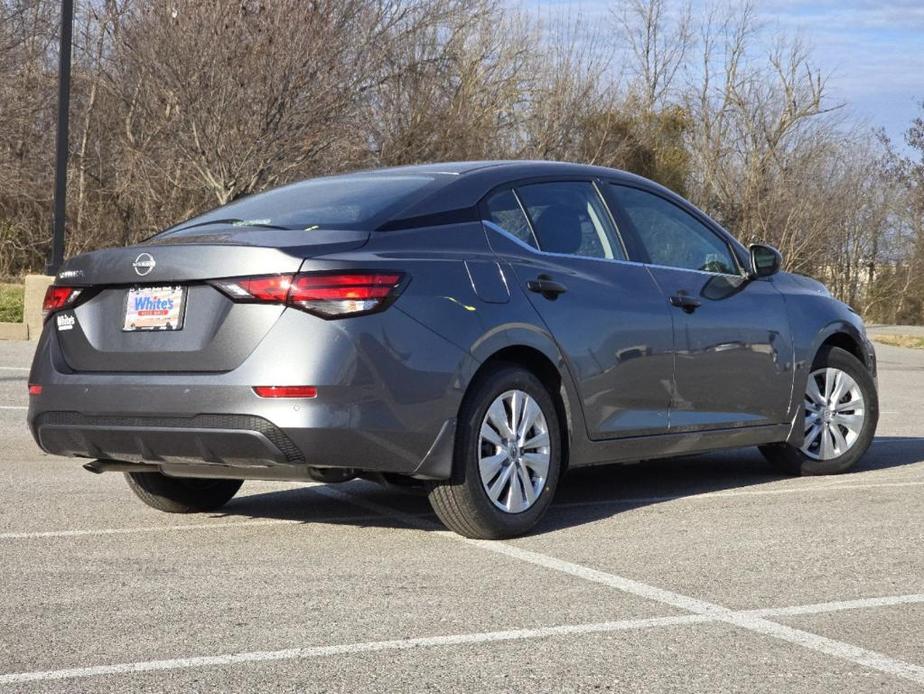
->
[821,475,924,487]
[0,513,411,540]
[0,405,27,411]
[313,486,924,686]
[0,366,29,371]
[551,480,924,509]
[0,615,710,684]
[745,594,924,618]
[3,594,923,685]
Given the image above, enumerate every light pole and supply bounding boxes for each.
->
[48,0,74,276]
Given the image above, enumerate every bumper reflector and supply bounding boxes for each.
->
[252,386,318,399]
[28,384,42,396]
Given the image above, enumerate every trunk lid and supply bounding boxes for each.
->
[53,228,369,373]
[58,228,369,286]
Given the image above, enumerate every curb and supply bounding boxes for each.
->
[0,322,28,340]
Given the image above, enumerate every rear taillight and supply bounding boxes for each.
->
[222,276,292,303]
[212,271,405,319]
[287,272,403,317]
[42,286,83,321]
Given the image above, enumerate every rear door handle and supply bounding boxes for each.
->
[669,294,701,313]
[527,275,568,300]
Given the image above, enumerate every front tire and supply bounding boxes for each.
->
[428,364,562,539]
[760,346,878,475]
[124,472,243,513]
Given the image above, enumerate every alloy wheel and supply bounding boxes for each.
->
[478,389,551,513]
[801,367,866,460]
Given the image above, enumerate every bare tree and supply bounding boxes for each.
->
[615,0,692,110]
[107,1,409,217]
[0,0,921,324]
[683,3,841,249]
[0,0,59,276]
[368,0,532,165]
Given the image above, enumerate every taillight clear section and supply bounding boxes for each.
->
[212,271,405,319]
[288,273,402,317]
[42,286,83,321]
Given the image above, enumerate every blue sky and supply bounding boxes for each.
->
[523,0,924,152]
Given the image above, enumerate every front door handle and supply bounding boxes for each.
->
[669,294,701,313]
[527,275,568,300]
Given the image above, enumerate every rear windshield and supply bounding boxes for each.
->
[159,174,441,236]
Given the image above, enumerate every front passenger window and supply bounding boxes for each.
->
[610,185,739,275]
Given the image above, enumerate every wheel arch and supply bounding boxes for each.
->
[774,331,879,473]
[813,325,874,372]
[785,322,876,447]
[466,344,576,475]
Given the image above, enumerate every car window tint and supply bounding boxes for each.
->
[160,174,442,235]
[610,185,739,274]
[515,182,624,260]
[484,189,537,248]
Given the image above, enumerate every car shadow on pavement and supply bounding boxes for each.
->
[843,436,924,470]
[214,436,924,536]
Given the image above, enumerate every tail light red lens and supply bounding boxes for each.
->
[212,271,405,319]
[253,386,317,398]
[233,276,292,303]
[42,286,83,321]
[287,272,403,317]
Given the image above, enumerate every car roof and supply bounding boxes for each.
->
[368,160,748,261]
[356,159,644,180]
[367,160,676,224]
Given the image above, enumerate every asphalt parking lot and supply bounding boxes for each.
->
[1,338,922,692]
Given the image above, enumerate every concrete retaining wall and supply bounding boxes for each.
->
[0,274,53,340]
[0,322,28,340]
[24,274,53,340]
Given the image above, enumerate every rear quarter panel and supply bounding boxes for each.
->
[335,222,590,457]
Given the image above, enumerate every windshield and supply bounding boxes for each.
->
[159,174,442,236]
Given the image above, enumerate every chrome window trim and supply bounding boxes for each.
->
[483,220,746,279]
[591,180,629,261]
[617,258,745,279]
[511,179,629,262]
[510,188,540,249]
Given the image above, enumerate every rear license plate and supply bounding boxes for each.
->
[123,286,186,331]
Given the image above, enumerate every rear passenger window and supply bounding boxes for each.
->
[484,189,537,248]
[516,182,624,260]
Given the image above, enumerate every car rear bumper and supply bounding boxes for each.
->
[34,411,302,467]
[27,307,474,480]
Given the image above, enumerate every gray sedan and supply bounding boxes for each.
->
[28,161,879,538]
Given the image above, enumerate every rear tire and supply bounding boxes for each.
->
[124,472,243,513]
[427,364,562,539]
[760,346,878,476]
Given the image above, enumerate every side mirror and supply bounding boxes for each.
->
[749,244,782,278]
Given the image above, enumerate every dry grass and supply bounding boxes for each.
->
[870,334,924,350]
[0,283,24,323]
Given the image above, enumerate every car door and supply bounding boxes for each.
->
[481,180,675,439]
[606,183,794,431]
